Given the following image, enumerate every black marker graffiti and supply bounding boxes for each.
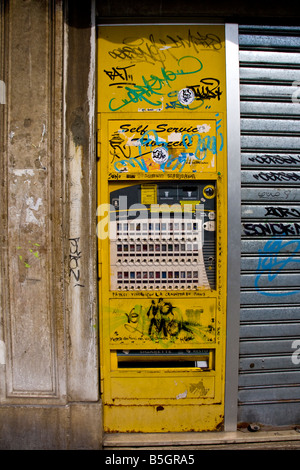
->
[258,189,295,200]
[147,299,177,337]
[104,65,135,87]
[69,237,84,287]
[170,30,222,52]
[265,206,300,218]
[109,131,131,162]
[189,78,222,101]
[253,171,300,182]
[243,222,300,236]
[249,155,300,166]
[108,31,222,67]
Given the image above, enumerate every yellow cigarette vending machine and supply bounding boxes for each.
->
[97,24,227,432]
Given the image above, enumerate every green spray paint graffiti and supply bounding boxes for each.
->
[17,241,40,268]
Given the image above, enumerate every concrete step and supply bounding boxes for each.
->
[103,429,300,450]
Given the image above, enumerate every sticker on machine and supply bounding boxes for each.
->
[152,146,169,164]
[178,88,195,106]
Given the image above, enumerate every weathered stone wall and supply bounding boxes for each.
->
[0,0,101,449]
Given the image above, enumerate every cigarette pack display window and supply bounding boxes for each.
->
[109,182,216,291]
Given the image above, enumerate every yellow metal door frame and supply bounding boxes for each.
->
[97,24,227,432]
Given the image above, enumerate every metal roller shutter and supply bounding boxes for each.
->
[238,25,300,427]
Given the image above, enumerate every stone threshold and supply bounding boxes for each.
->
[103,429,300,448]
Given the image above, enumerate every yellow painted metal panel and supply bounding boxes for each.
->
[98,25,225,114]
[97,24,227,433]
[104,404,224,433]
[103,115,223,178]
[110,376,215,400]
[108,297,216,348]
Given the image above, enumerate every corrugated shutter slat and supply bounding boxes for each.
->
[238,25,300,426]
